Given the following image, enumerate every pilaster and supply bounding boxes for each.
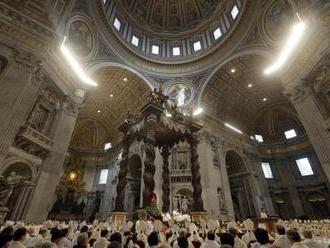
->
[25,97,79,223]
[0,50,43,166]
[285,82,330,182]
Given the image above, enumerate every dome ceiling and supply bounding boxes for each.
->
[116,0,227,36]
[96,0,254,71]
[201,54,289,133]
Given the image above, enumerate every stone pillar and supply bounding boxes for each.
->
[245,152,274,215]
[285,82,330,181]
[0,51,43,166]
[287,185,304,217]
[188,136,204,211]
[143,129,156,203]
[25,98,79,223]
[161,146,170,212]
[114,139,130,211]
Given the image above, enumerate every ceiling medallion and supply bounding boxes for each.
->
[167,81,194,107]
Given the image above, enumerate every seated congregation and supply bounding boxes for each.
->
[0,217,329,248]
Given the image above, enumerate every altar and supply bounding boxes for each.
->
[111,86,206,222]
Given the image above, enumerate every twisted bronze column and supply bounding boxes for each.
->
[188,136,204,211]
[114,140,130,211]
[161,146,170,212]
[143,130,156,203]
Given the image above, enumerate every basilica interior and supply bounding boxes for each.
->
[0,0,329,225]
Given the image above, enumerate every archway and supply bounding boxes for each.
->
[307,192,330,219]
[1,162,33,220]
[125,154,142,216]
[225,150,254,220]
[173,188,193,214]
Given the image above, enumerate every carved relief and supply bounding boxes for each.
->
[27,87,61,135]
[314,65,330,93]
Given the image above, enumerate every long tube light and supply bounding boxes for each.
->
[193,107,204,116]
[225,123,243,134]
[264,21,305,75]
[60,37,97,86]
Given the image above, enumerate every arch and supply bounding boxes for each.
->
[307,192,327,202]
[86,60,155,90]
[125,154,143,214]
[0,158,37,180]
[225,149,254,219]
[225,149,248,175]
[306,192,329,219]
[173,188,193,214]
[196,48,275,107]
[127,154,142,179]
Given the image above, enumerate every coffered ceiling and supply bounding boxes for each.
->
[201,54,289,133]
[70,67,151,151]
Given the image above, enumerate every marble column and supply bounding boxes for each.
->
[0,51,43,166]
[25,97,79,223]
[188,135,204,211]
[114,139,129,211]
[161,146,170,212]
[285,82,330,181]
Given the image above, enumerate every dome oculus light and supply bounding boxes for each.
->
[231,5,239,20]
[113,18,121,31]
[213,27,222,40]
[131,35,140,47]
[284,129,297,139]
[152,45,160,55]
[193,41,202,52]
[173,47,181,56]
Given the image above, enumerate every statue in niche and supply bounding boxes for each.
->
[0,171,30,216]
[29,104,49,133]
[181,196,189,214]
[314,65,330,92]
[217,187,227,213]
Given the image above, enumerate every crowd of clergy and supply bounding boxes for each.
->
[0,218,329,248]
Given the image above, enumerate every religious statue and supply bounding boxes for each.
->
[0,172,29,207]
[144,192,162,221]
[181,196,189,214]
[314,65,330,92]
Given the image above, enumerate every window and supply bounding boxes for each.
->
[131,35,139,47]
[113,18,121,31]
[261,162,273,179]
[285,129,297,139]
[296,157,314,176]
[173,47,181,56]
[152,45,160,55]
[231,5,239,20]
[104,142,112,150]
[99,169,108,184]
[255,134,264,143]
[193,41,202,51]
[213,27,222,40]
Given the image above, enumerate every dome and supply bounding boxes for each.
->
[97,0,253,71]
[115,0,229,37]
